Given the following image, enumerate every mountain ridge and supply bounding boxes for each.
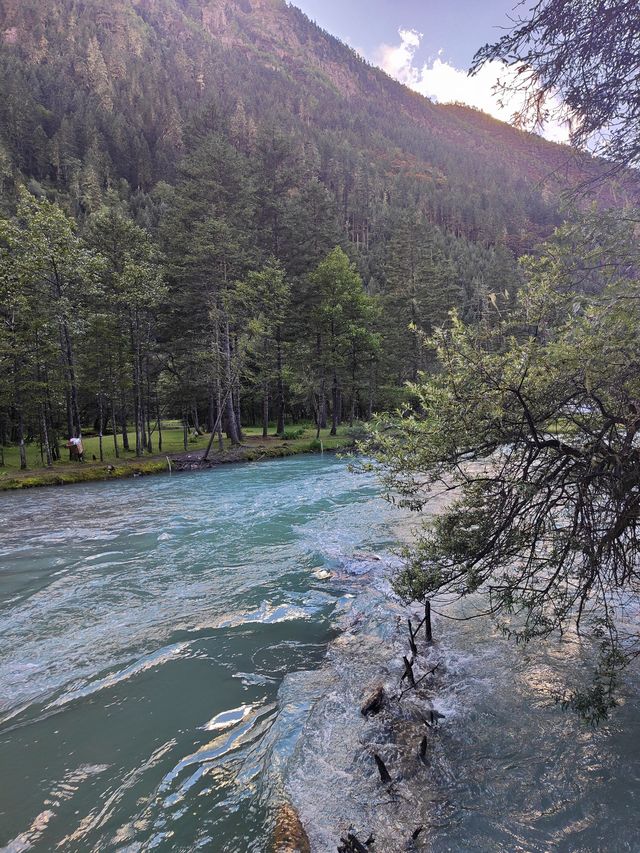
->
[0,0,630,253]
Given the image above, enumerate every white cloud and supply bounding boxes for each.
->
[376,27,423,85]
[375,29,570,144]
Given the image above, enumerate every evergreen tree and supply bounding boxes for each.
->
[305,247,378,437]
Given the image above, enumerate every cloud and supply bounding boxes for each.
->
[375,29,570,144]
[376,27,423,85]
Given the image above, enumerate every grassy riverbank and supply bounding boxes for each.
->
[0,424,355,491]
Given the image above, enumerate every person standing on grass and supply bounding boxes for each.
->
[67,436,85,463]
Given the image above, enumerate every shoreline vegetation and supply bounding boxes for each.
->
[0,423,354,492]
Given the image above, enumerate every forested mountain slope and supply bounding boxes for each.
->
[0,0,620,248]
[0,0,631,463]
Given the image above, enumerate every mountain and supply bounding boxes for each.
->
[0,0,635,465]
[0,0,627,253]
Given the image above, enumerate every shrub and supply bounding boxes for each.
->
[282,428,305,440]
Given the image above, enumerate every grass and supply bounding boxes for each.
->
[0,423,355,491]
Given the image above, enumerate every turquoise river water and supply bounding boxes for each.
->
[0,455,639,852]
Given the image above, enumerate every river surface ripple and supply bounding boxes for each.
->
[0,455,639,852]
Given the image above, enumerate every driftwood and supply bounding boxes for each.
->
[360,684,385,717]
[407,619,418,657]
[398,662,441,701]
[373,753,393,784]
[401,656,416,688]
[419,735,428,763]
[407,600,433,649]
[428,709,445,726]
[337,832,373,852]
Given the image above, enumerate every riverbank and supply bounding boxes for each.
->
[0,430,354,491]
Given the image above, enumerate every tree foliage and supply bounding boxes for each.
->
[473,0,640,171]
[364,210,640,721]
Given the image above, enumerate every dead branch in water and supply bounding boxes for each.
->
[373,753,393,784]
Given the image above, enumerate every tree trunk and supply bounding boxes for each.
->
[215,379,224,451]
[330,369,338,436]
[223,318,240,445]
[129,314,146,457]
[64,385,73,440]
[319,372,327,430]
[134,376,142,457]
[52,265,80,438]
[17,408,26,470]
[41,407,53,467]
[131,318,143,458]
[45,383,60,460]
[111,397,120,458]
[61,321,81,436]
[314,394,321,440]
[98,393,104,462]
[350,358,357,427]
[368,362,375,420]
[156,392,163,454]
[214,322,224,452]
[226,391,240,444]
[136,378,143,457]
[411,301,419,382]
[207,385,216,434]
[230,330,244,442]
[234,386,243,441]
[275,329,285,436]
[145,361,153,453]
[121,395,130,451]
[262,383,269,438]
[13,356,27,470]
[35,333,53,466]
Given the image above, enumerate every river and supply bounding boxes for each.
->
[0,455,639,852]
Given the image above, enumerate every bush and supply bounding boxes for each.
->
[282,428,305,440]
[308,439,322,451]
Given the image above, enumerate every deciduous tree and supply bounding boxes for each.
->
[365,210,640,721]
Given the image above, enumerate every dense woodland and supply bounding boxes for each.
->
[0,0,624,467]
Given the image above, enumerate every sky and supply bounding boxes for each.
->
[292,0,569,142]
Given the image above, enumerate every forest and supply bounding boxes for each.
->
[0,0,624,470]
